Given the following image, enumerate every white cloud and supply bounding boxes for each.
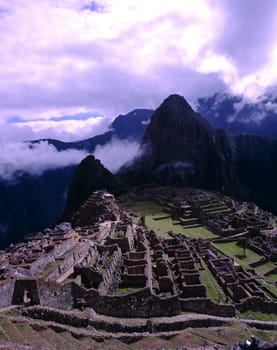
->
[0,141,88,181]
[93,139,141,173]
[0,114,111,142]
[13,115,111,141]
[0,0,276,126]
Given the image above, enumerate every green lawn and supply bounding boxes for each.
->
[115,287,139,295]
[255,261,276,276]
[129,201,217,239]
[212,242,262,270]
[129,201,164,215]
[265,273,277,282]
[199,261,227,303]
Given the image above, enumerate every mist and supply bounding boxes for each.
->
[0,141,88,182]
[93,139,142,173]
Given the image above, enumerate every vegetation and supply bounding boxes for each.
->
[199,261,227,303]
[212,242,261,269]
[129,201,217,239]
[240,310,277,322]
[255,261,276,276]
[115,287,139,295]
[236,237,248,257]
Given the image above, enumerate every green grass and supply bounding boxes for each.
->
[129,201,164,215]
[115,287,139,295]
[212,242,262,270]
[265,273,277,282]
[240,310,277,322]
[259,280,277,300]
[188,226,217,238]
[199,261,227,303]
[255,261,276,276]
[129,201,217,239]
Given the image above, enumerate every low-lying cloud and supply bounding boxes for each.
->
[0,141,88,182]
[1,115,111,143]
[93,139,142,173]
[0,138,143,181]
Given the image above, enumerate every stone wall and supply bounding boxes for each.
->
[236,297,277,314]
[105,236,131,253]
[22,306,87,328]
[53,237,75,258]
[30,251,55,274]
[122,274,147,287]
[74,266,103,289]
[47,242,92,281]
[180,284,206,298]
[0,279,15,308]
[73,284,181,317]
[37,279,73,310]
[48,254,75,281]
[12,279,40,305]
[180,298,235,317]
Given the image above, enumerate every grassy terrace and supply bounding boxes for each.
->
[199,260,227,303]
[125,198,277,300]
[212,241,262,269]
[240,310,277,322]
[128,201,217,239]
[212,241,277,297]
[266,273,277,282]
[255,261,276,276]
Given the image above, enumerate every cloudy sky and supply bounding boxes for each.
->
[0,0,277,177]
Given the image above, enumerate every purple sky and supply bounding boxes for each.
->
[0,0,277,178]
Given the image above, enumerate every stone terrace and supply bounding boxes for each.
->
[0,189,276,319]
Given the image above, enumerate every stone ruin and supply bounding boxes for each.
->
[0,189,276,319]
[72,190,121,226]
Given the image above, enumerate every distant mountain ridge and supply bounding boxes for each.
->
[197,93,277,139]
[30,109,153,152]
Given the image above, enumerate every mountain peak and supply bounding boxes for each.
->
[131,94,240,195]
[163,94,193,112]
[149,94,208,129]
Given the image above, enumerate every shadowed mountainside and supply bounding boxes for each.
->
[0,166,76,248]
[119,94,240,196]
[197,93,277,139]
[61,155,123,221]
